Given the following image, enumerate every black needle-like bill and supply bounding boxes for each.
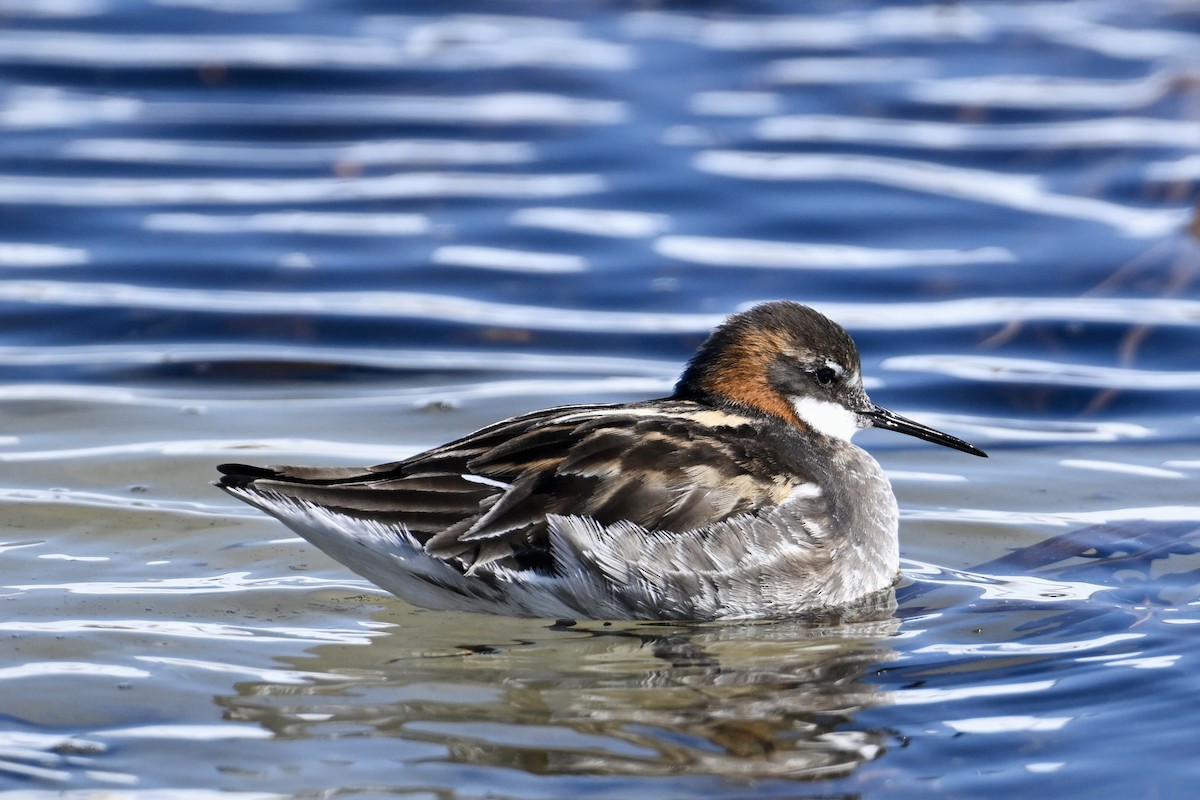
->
[866,405,988,458]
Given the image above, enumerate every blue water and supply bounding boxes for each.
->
[1,1,1199,797]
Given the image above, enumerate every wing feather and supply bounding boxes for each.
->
[217,401,815,573]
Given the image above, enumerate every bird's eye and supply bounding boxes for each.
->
[814,366,838,386]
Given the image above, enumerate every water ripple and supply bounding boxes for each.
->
[627,8,992,50]
[764,57,936,85]
[98,725,272,741]
[0,29,632,71]
[902,415,1151,443]
[907,505,1200,527]
[151,92,626,126]
[909,70,1182,110]
[0,486,246,516]
[0,661,151,681]
[948,716,1071,736]
[64,137,536,167]
[0,86,141,129]
[0,343,678,377]
[0,0,106,17]
[0,440,414,467]
[431,245,588,274]
[695,151,1187,237]
[0,171,605,205]
[757,115,1200,150]
[655,235,1014,269]
[890,680,1056,705]
[911,633,1141,657]
[0,242,89,267]
[135,655,351,684]
[510,207,671,238]
[1146,155,1200,181]
[143,211,432,236]
[5,85,625,128]
[5,281,1200,331]
[1034,18,1200,62]
[1059,459,1185,479]
[885,355,1200,390]
[0,617,380,644]
[903,559,1104,602]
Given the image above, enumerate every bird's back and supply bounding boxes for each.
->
[217,398,901,619]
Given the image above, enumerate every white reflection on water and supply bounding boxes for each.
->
[431,245,588,274]
[655,235,1013,269]
[15,792,279,799]
[626,8,992,50]
[903,559,1105,602]
[0,344,678,377]
[910,632,1141,657]
[156,0,299,12]
[67,137,535,167]
[0,242,89,267]
[0,375,673,411]
[944,715,1071,733]
[144,211,432,236]
[687,90,781,116]
[153,93,625,125]
[0,618,380,644]
[0,0,107,17]
[7,86,625,128]
[909,70,1179,110]
[0,29,632,71]
[510,206,671,238]
[764,57,935,84]
[6,281,1200,332]
[1147,154,1200,181]
[0,170,605,205]
[99,725,271,741]
[38,553,110,562]
[885,354,1200,391]
[0,732,116,786]
[0,661,151,681]
[907,505,1200,527]
[1034,18,1200,61]
[890,679,1056,705]
[757,115,1200,150]
[135,655,350,684]
[1083,654,1180,670]
[0,86,142,129]
[814,296,1200,330]
[695,150,1187,237]
[913,414,1152,443]
[1059,459,1185,479]
[887,471,968,483]
[0,486,244,516]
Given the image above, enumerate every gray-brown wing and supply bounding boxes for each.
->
[217,402,813,570]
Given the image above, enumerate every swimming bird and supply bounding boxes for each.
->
[217,301,985,620]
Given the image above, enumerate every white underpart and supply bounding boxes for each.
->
[790,396,859,442]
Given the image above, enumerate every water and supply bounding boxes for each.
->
[2,0,1199,796]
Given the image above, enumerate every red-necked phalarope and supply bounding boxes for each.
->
[217,301,986,620]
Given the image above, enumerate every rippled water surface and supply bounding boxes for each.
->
[2,1,1199,797]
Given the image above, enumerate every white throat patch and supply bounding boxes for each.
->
[790,396,859,442]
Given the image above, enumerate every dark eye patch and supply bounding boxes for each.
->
[814,366,838,386]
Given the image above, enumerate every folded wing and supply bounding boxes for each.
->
[216,402,814,573]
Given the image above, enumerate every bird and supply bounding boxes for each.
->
[216,301,986,621]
